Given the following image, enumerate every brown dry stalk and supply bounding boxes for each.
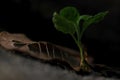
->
[0,31,92,71]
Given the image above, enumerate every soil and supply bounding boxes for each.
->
[0,31,120,79]
[0,47,119,80]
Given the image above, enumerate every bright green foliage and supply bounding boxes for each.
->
[53,12,76,34]
[59,7,80,24]
[52,6,108,69]
[52,6,108,43]
[81,11,108,38]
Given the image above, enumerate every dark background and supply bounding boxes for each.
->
[0,0,120,67]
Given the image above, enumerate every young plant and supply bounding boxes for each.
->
[52,6,108,71]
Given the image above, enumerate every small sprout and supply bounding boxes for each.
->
[52,6,108,71]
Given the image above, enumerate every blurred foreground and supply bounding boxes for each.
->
[0,47,119,80]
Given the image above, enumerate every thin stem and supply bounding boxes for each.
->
[79,26,86,40]
[74,24,80,42]
[71,34,84,65]
[78,43,84,63]
[71,34,79,47]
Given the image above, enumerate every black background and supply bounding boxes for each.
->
[0,0,120,67]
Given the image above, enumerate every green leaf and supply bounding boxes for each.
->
[79,11,108,39]
[81,11,108,33]
[59,6,80,25]
[52,12,76,34]
[52,6,108,45]
[79,15,92,21]
[83,11,108,28]
[93,11,108,23]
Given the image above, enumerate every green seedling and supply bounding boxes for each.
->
[52,6,108,71]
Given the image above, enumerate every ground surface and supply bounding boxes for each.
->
[0,47,119,80]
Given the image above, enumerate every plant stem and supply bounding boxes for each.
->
[71,34,89,71]
[71,34,84,66]
[71,34,78,47]
[78,43,84,64]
